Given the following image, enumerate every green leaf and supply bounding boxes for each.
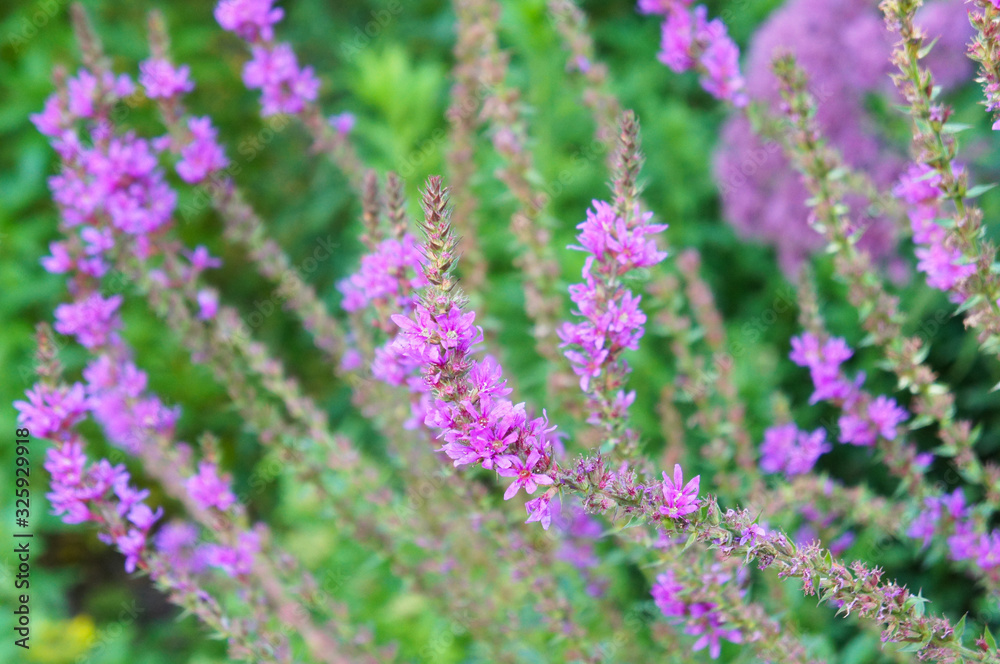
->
[941,122,972,134]
[917,37,940,59]
[955,614,967,642]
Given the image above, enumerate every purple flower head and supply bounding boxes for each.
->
[116,529,147,573]
[31,94,69,137]
[329,112,356,135]
[128,503,163,531]
[177,117,229,184]
[196,289,219,320]
[697,16,747,106]
[652,569,687,617]
[658,5,697,72]
[54,293,123,349]
[789,333,859,404]
[894,164,942,206]
[186,462,237,512]
[760,424,830,477]
[525,494,553,530]
[867,395,908,440]
[41,241,73,274]
[711,0,970,274]
[496,450,554,500]
[393,305,482,366]
[242,43,319,116]
[214,0,284,41]
[659,464,701,519]
[339,234,426,315]
[685,603,743,659]
[639,0,690,14]
[204,530,260,577]
[139,59,194,99]
[468,356,512,401]
[15,383,88,440]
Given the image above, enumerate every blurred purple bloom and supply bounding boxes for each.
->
[660,464,701,518]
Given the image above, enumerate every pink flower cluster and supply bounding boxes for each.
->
[214,0,284,42]
[14,383,87,441]
[659,464,701,518]
[139,58,194,99]
[640,0,747,106]
[27,59,257,580]
[908,489,1000,576]
[652,568,743,659]
[759,423,830,477]
[558,200,666,395]
[31,69,134,134]
[176,117,229,184]
[789,333,908,447]
[84,354,180,454]
[242,44,320,116]
[215,0,319,116]
[894,164,976,295]
[32,72,176,275]
[393,306,558,507]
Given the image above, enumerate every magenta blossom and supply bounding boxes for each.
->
[214,0,284,42]
[139,59,194,99]
[496,449,554,500]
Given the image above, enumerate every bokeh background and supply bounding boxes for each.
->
[3,0,1000,661]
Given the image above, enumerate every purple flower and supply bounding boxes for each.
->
[204,531,260,577]
[659,464,701,519]
[496,450,554,500]
[329,112,355,135]
[685,603,743,659]
[54,293,123,349]
[214,0,284,41]
[185,462,237,512]
[789,333,858,404]
[712,0,971,274]
[15,383,88,440]
[652,569,686,617]
[242,43,319,116]
[697,15,747,106]
[339,234,426,315]
[658,6,696,71]
[908,489,968,548]
[139,59,194,99]
[128,503,163,530]
[760,424,830,477]
[177,117,229,184]
[525,494,553,530]
[653,5,747,106]
[639,0,689,14]
[867,396,908,440]
[196,289,219,320]
[393,305,482,366]
[560,200,666,398]
[116,530,147,573]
